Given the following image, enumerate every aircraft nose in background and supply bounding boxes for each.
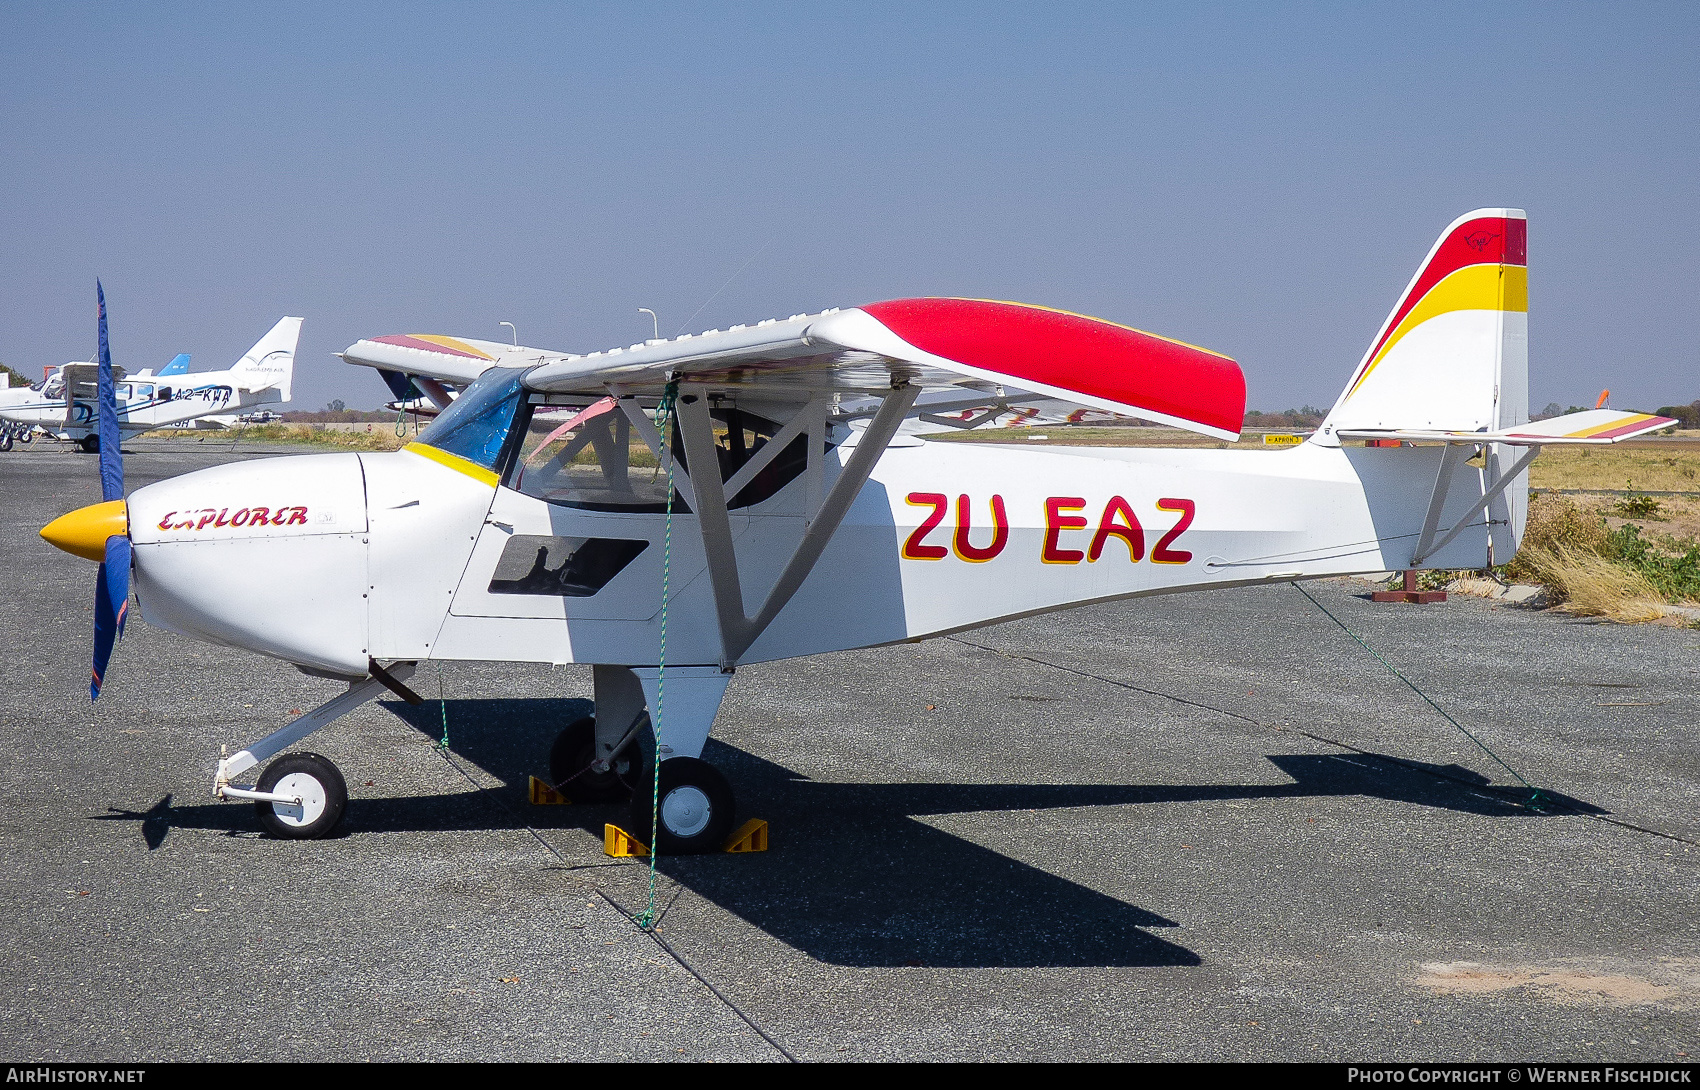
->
[41,499,129,561]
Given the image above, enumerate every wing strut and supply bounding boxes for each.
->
[677,383,919,667]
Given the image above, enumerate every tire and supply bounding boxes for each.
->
[0,430,11,453]
[253,752,348,839]
[627,756,734,855]
[78,435,99,454]
[17,427,31,445]
[548,715,645,802]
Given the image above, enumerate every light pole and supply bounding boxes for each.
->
[638,309,659,341]
[499,322,517,347]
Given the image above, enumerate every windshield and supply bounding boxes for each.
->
[413,368,528,472]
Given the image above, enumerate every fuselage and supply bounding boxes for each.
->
[0,373,280,439]
[124,434,1514,677]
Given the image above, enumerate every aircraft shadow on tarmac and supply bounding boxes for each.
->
[98,697,1602,969]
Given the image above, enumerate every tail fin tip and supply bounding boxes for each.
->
[1318,208,1528,444]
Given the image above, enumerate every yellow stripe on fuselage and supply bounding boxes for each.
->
[1347,264,1527,397]
[402,441,500,487]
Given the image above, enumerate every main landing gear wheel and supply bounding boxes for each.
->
[548,716,645,802]
[253,752,348,840]
[628,756,734,855]
[78,435,100,454]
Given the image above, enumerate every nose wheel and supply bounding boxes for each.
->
[628,756,735,854]
[253,752,348,840]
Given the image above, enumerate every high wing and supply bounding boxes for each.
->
[518,298,1245,440]
[339,334,563,386]
[342,298,1245,440]
[337,333,565,413]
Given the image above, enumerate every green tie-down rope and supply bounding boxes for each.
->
[1289,581,1551,811]
[635,379,681,931]
[435,665,450,752]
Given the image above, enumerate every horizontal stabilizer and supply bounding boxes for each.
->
[1338,409,1677,446]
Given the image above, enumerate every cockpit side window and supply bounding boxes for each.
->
[413,368,529,473]
[507,398,832,512]
[508,397,675,512]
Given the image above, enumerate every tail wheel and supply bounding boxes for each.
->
[627,756,734,855]
[548,715,644,803]
[254,752,348,840]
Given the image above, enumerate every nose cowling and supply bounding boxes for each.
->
[41,500,129,562]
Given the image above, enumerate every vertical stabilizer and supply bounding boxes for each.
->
[1319,209,1527,444]
[229,316,301,401]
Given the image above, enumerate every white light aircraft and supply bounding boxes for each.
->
[41,211,1674,852]
[1,318,300,451]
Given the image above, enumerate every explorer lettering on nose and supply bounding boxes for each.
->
[156,506,309,531]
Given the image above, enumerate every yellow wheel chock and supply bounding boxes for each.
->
[603,824,649,857]
[528,776,571,805]
[600,819,769,858]
[722,818,768,853]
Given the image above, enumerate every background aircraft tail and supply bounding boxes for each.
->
[229,316,302,401]
[1318,208,1527,443]
[158,352,190,376]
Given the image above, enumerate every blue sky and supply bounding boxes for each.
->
[2,2,1695,415]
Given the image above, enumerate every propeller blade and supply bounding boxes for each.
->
[96,281,124,501]
[90,284,131,702]
[92,535,131,701]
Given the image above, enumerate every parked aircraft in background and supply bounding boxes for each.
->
[0,319,299,451]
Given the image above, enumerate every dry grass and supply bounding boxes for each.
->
[1447,575,1505,599]
[1515,491,1614,559]
[1514,544,1666,622]
[1528,441,1700,493]
[144,424,411,451]
[1501,491,1700,622]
